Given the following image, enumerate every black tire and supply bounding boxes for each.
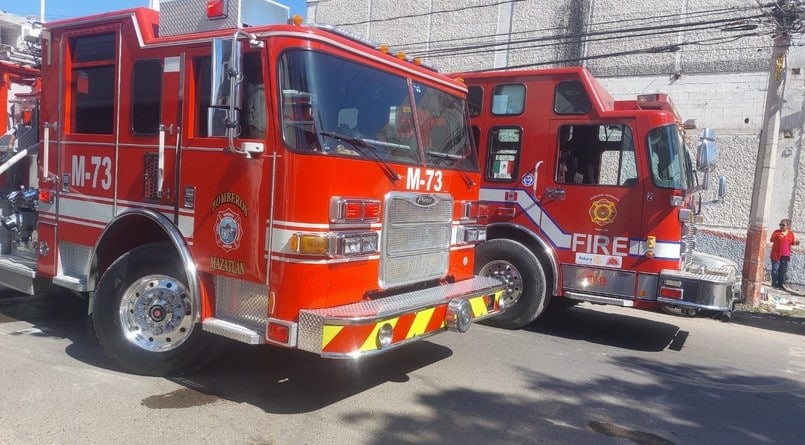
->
[93,242,216,376]
[660,305,700,318]
[475,238,549,329]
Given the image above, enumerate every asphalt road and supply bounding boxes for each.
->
[0,288,802,444]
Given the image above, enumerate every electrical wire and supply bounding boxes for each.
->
[398,5,763,51]
[341,1,790,70]
[415,17,768,59]
[317,0,528,26]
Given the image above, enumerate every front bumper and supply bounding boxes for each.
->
[297,276,505,358]
[657,252,742,311]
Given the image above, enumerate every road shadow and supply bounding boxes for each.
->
[730,311,804,336]
[523,304,686,352]
[1,286,455,413]
[150,340,453,413]
[341,356,804,445]
[0,287,116,371]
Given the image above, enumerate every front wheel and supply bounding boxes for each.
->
[475,239,549,329]
[93,243,216,376]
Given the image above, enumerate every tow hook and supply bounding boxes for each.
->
[446,299,473,333]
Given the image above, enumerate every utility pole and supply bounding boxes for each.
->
[742,1,803,306]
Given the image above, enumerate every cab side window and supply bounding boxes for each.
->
[554,81,591,115]
[69,33,116,134]
[556,124,636,186]
[491,84,525,115]
[193,56,212,137]
[131,60,162,135]
[192,53,264,138]
[467,86,483,117]
[486,126,522,181]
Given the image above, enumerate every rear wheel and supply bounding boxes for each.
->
[475,239,549,329]
[93,242,215,376]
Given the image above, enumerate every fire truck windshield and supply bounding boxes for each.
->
[646,124,691,190]
[278,49,477,170]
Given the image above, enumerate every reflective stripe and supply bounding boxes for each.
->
[321,325,343,350]
[481,187,682,259]
[409,308,436,337]
[469,294,490,318]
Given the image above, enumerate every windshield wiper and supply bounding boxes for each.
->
[425,150,465,160]
[425,150,475,187]
[319,131,401,181]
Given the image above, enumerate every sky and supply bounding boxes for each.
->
[0,0,307,22]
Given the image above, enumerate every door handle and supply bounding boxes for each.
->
[532,161,543,197]
[545,187,566,200]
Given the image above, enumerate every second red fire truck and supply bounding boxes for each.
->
[0,0,505,376]
[459,67,740,329]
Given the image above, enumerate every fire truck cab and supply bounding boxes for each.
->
[0,0,505,376]
[460,67,740,329]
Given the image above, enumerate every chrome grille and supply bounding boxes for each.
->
[681,221,697,267]
[380,192,452,289]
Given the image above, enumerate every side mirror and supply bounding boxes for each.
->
[717,175,728,201]
[209,38,242,138]
[697,139,717,173]
[210,38,241,109]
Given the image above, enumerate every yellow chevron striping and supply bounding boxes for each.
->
[322,325,344,349]
[408,307,436,338]
[469,295,489,317]
[359,317,399,352]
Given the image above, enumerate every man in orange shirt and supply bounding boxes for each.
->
[770,219,800,290]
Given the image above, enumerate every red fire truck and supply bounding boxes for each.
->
[459,67,740,329]
[0,58,40,192]
[0,0,505,376]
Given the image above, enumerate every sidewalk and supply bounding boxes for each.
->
[744,282,805,318]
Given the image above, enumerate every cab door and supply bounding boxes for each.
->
[538,120,645,299]
[181,49,270,284]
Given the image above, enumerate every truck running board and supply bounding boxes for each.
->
[0,253,37,295]
[564,291,635,307]
[202,317,264,344]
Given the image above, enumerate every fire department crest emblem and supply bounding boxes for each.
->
[215,210,243,252]
[589,198,617,227]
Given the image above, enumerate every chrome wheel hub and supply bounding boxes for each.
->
[119,275,194,352]
[480,260,523,307]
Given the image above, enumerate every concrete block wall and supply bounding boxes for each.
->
[307,0,805,285]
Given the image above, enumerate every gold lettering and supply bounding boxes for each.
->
[211,192,248,216]
[209,256,246,275]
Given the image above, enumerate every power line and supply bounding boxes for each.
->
[313,0,527,26]
[327,2,788,70]
[410,12,768,59]
[462,31,768,72]
[325,2,761,50]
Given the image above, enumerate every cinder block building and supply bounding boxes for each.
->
[307,0,805,284]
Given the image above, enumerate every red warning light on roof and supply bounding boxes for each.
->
[207,0,228,20]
